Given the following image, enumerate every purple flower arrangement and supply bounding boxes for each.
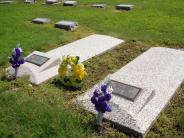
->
[91,82,113,126]
[9,44,24,79]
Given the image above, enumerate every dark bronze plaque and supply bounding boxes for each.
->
[25,54,50,66]
[111,80,141,101]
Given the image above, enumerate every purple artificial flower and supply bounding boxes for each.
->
[101,102,111,112]
[104,104,112,112]
[14,47,22,57]
[105,93,111,101]
[101,84,108,94]
[93,89,99,97]
[9,45,24,68]
[91,96,97,104]
[91,83,112,113]
[98,96,105,103]
[95,103,102,112]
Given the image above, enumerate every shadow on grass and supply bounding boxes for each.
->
[52,78,82,92]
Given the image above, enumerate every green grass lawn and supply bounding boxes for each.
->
[0,0,184,137]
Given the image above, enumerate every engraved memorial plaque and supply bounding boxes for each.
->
[111,80,141,101]
[25,54,50,66]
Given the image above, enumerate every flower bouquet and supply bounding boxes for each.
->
[91,82,113,126]
[58,55,87,89]
[9,44,24,79]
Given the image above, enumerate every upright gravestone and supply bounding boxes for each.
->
[78,47,184,137]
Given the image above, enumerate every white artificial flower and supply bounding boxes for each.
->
[108,86,113,93]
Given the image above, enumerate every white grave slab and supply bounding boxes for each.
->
[78,47,184,137]
[24,0,35,4]
[91,4,106,8]
[0,0,13,4]
[32,18,51,24]
[63,0,77,6]
[7,34,124,84]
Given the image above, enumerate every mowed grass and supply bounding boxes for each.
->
[0,0,184,138]
[0,0,184,65]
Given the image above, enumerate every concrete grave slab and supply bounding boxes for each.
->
[78,47,184,137]
[7,34,124,84]
[0,0,13,4]
[45,0,60,5]
[63,0,77,6]
[91,4,106,8]
[55,21,78,31]
[32,18,51,24]
[24,0,35,4]
[116,4,134,11]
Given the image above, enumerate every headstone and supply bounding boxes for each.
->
[45,0,60,5]
[0,0,13,4]
[7,34,124,84]
[55,21,78,31]
[32,18,51,24]
[24,0,35,4]
[63,0,77,6]
[78,47,184,137]
[91,4,106,8]
[116,4,134,11]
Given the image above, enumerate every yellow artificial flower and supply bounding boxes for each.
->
[73,64,87,80]
[63,56,67,62]
[58,65,67,76]
[71,57,76,63]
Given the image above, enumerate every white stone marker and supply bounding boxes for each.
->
[63,0,77,6]
[7,34,124,84]
[78,47,184,137]
[24,0,35,4]
[0,0,13,4]
[91,4,106,8]
[32,18,51,24]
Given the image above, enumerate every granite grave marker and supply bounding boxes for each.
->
[111,80,141,102]
[32,18,51,24]
[91,4,106,8]
[45,0,60,5]
[55,20,78,31]
[116,4,134,11]
[0,0,13,4]
[25,54,50,66]
[78,47,184,137]
[63,1,77,6]
[24,0,35,4]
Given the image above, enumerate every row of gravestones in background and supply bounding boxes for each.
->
[0,0,134,11]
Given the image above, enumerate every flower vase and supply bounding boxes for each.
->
[14,67,19,79]
[96,112,104,126]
